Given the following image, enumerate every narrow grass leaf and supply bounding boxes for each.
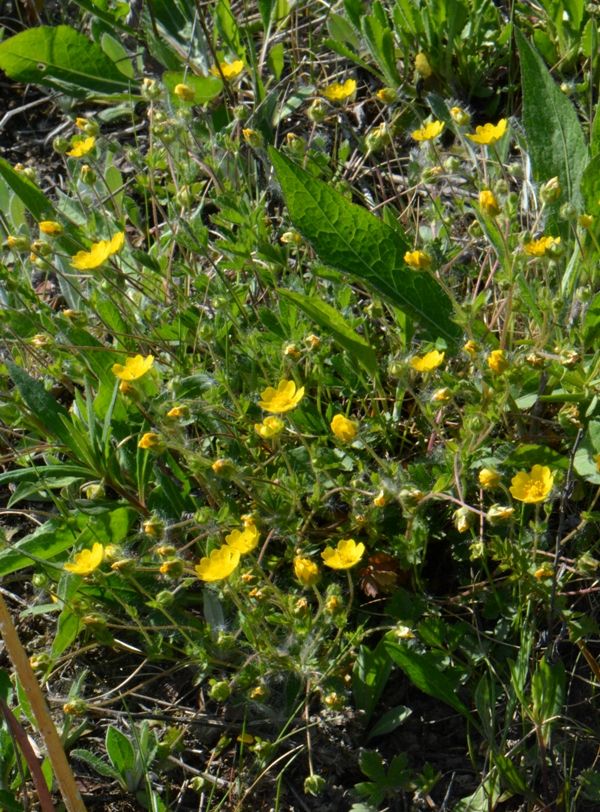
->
[269,149,460,347]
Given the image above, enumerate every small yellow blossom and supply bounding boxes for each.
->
[225,523,260,555]
[242,128,263,147]
[322,78,357,103]
[138,432,161,449]
[510,465,554,503]
[414,52,432,79]
[479,189,500,216]
[195,546,240,582]
[478,468,501,489]
[75,117,89,130]
[174,83,195,101]
[463,339,478,356]
[210,59,244,79]
[373,490,387,508]
[466,119,507,146]
[411,120,444,142]
[431,387,451,402]
[294,556,320,587]
[112,354,154,381]
[534,564,554,579]
[321,538,365,570]
[325,595,342,613]
[283,343,300,358]
[487,349,508,374]
[71,231,125,270]
[376,87,397,104]
[166,405,189,419]
[212,458,234,475]
[450,106,471,126]
[159,559,184,577]
[64,542,104,576]
[39,220,63,236]
[258,379,305,413]
[410,350,445,372]
[306,334,320,349]
[330,414,358,443]
[66,136,96,157]
[579,214,594,229]
[453,507,474,533]
[404,249,432,269]
[254,415,285,439]
[524,235,561,256]
[487,504,514,524]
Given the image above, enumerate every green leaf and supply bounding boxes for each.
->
[516,28,588,217]
[0,158,54,220]
[0,520,78,578]
[106,726,136,776]
[269,149,460,347]
[0,25,135,97]
[384,640,472,721]
[278,290,377,375]
[51,609,81,658]
[358,749,386,782]
[574,420,600,484]
[352,641,393,720]
[72,748,121,780]
[100,32,135,79]
[531,658,565,745]
[580,154,600,219]
[583,294,600,351]
[367,705,412,740]
[6,359,74,450]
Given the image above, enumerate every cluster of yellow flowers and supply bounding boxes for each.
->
[195,520,260,582]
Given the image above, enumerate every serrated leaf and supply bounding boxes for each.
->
[269,149,460,347]
[72,748,121,780]
[278,289,377,375]
[0,25,135,96]
[516,29,588,218]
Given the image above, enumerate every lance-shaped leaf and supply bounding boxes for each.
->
[269,149,460,347]
[516,29,588,216]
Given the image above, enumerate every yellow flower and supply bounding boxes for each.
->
[463,339,478,356]
[166,405,189,419]
[39,220,63,236]
[138,432,161,449]
[294,556,320,587]
[71,231,125,270]
[64,542,104,576]
[322,78,357,102]
[330,414,358,443]
[66,136,96,157]
[195,546,240,582]
[242,128,263,147]
[534,564,553,579]
[321,538,365,570]
[254,415,285,439]
[325,595,342,613]
[431,387,451,402]
[410,350,445,372]
[523,235,560,256]
[466,119,507,145]
[210,59,244,79]
[225,523,260,555]
[414,52,432,79]
[373,490,387,507]
[75,117,88,130]
[478,468,501,490]
[487,349,508,375]
[411,120,444,142]
[486,504,514,524]
[112,354,154,381]
[376,87,397,104]
[509,465,554,503]
[479,189,500,216]
[174,83,195,101]
[453,507,474,533]
[579,214,594,229]
[258,379,305,413]
[450,106,471,126]
[404,249,431,269]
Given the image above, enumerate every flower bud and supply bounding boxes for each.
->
[141,77,161,99]
[450,106,471,126]
[174,83,195,102]
[453,506,475,533]
[415,52,432,78]
[80,164,96,185]
[307,98,327,123]
[53,136,70,154]
[209,680,231,702]
[304,774,326,796]
[242,128,264,148]
[486,504,514,525]
[540,176,561,204]
[376,87,397,104]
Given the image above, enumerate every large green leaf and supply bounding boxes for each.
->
[278,289,377,375]
[0,520,78,578]
[0,158,54,221]
[269,149,460,347]
[516,29,588,214]
[0,25,135,97]
[384,640,472,721]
